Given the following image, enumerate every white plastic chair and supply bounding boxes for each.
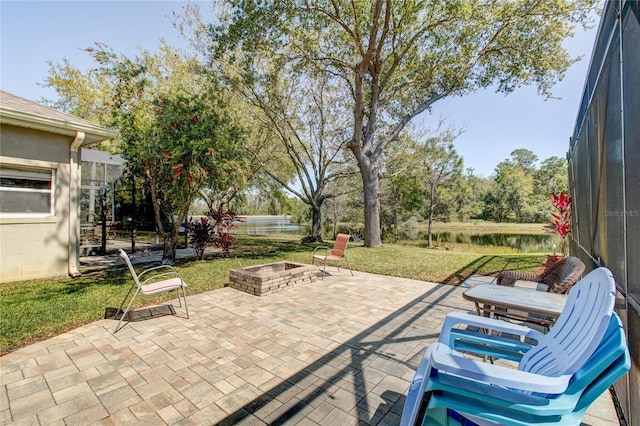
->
[113,249,189,333]
[401,267,622,426]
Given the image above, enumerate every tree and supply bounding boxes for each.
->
[450,169,488,222]
[510,148,539,175]
[212,0,598,247]
[417,132,464,247]
[134,92,247,263]
[486,152,536,223]
[535,156,568,195]
[44,44,250,264]
[241,71,356,241]
[379,133,425,241]
[42,57,111,133]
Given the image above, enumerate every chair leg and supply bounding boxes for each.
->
[112,283,135,334]
[176,286,186,310]
[113,288,140,334]
[344,256,354,276]
[181,286,189,319]
[321,258,327,280]
[115,283,135,316]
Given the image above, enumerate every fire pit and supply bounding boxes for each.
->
[229,261,318,296]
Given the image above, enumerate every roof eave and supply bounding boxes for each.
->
[0,107,118,145]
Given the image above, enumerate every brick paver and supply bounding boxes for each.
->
[0,269,619,425]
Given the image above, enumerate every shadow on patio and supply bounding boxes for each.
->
[215,281,457,425]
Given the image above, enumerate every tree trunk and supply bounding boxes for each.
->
[332,202,338,240]
[130,176,136,253]
[427,183,436,248]
[148,174,177,265]
[361,164,382,248]
[162,235,177,265]
[392,191,399,242]
[311,204,323,241]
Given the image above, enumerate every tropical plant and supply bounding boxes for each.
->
[545,191,572,255]
[185,217,213,260]
[209,209,245,257]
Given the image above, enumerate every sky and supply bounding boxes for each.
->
[1,1,601,177]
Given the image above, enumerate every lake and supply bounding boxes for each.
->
[234,216,559,253]
[400,230,560,253]
[234,216,306,235]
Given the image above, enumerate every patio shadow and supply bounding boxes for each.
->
[217,284,457,424]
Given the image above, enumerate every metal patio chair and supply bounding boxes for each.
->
[311,233,354,279]
[113,249,189,334]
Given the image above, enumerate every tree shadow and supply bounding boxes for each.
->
[441,255,545,286]
[233,237,317,259]
[215,283,458,425]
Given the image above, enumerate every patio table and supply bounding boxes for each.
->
[463,284,568,329]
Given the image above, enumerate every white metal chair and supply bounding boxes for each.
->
[113,249,189,333]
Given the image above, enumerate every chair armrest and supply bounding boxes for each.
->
[400,344,438,426]
[138,264,179,276]
[497,271,542,286]
[438,312,544,347]
[312,246,330,256]
[447,328,534,361]
[429,343,571,394]
[138,265,183,284]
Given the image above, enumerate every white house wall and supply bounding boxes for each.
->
[0,125,74,282]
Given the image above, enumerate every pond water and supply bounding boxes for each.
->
[234,216,559,253]
[234,216,306,235]
[398,230,560,253]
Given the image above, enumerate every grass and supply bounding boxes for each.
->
[0,234,548,354]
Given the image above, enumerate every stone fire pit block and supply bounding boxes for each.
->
[229,261,318,296]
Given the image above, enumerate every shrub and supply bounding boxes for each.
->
[209,209,245,257]
[185,217,213,260]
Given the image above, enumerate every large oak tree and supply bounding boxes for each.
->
[212,0,597,247]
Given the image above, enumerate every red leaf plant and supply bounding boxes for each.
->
[185,209,246,259]
[209,209,245,257]
[185,217,213,260]
[544,191,572,255]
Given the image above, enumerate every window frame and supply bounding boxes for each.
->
[0,166,56,217]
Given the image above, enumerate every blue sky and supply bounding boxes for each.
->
[1,1,600,177]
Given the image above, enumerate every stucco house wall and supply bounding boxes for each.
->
[0,91,117,282]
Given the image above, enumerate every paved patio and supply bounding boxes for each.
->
[0,268,619,425]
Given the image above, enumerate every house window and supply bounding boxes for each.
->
[0,167,54,215]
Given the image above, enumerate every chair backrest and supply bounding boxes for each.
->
[569,312,630,412]
[119,249,142,288]
[332,234,350,257]
[519,267,615,377]
[542,256,586,293]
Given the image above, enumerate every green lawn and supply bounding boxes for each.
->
[0,235,547,354]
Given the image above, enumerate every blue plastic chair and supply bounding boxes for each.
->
[400,267,630,426]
